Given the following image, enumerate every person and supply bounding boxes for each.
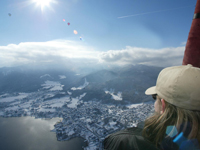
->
[103,64,200,150]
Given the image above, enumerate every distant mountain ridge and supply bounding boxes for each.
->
[0,66,79,93]
[67,65,163,104]
[0,64,163,104]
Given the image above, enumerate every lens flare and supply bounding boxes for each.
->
[73,30,78,34]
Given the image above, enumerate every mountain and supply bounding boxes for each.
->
[0,64,163,104]
[0,66,79,93]
[67,64,163,104]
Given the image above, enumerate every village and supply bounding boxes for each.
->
[0,90,154,150]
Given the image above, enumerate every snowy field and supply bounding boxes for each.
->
[0,78,154,150]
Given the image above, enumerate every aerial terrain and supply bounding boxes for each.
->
[0,64,162,149]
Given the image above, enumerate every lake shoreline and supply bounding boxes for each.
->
[0,116,87,150]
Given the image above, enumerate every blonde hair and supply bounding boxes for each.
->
[142,96,200,147]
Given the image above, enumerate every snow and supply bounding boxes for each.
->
[104,88,114,94]
[59,75,66,79]
[20,101,34,108]
[5,106,19,111]
[111,92,122,101]
[68,130,75,136]
[109,121,117,126]
[108,109,112,114]
[40,74,51,78]
[126,101,154,109]
[41,81,64,91]
[71,78,89,90]
[67,91,72,95]
[126,103,143,108]
[128,123,137,127]
[42,97,70,108]
[10,101,21,106]
[0,93,9,98]
[105,89,122,101]
[80,117,85,120]
[49,85,64,91]
[0,80,155,150]
[44,94,54,99]
[0,93,29,103]
[50,103,64,108]
[86,118,92,122]
[67,97,79,108]
[79,93,86,99]
[38,108,56,112]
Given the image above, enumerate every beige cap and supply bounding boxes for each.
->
[145,64,200,111]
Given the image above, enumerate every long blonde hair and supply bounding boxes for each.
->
[142,96,200,147]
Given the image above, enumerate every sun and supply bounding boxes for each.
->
[32,0,56,11]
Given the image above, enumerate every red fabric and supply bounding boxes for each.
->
[182,0,200,68]
[195,0,200,13]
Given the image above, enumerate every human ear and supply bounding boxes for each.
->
[160,99,166,114]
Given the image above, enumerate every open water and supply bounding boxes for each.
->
[0,117,86,150]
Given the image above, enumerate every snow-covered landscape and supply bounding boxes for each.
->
[1,0,196,148]
[0,76,154,150]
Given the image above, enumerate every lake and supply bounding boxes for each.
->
[0,117,86,150]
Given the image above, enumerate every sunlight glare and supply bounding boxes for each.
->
[32,0,56,11]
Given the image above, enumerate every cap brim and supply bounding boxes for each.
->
[145,86,156,95]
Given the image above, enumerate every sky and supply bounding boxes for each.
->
[0,0,197,70]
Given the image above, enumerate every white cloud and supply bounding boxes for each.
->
[99,46,185,67]
[181,41,187,45]
[0,40,100,68]
[0,40,186,69]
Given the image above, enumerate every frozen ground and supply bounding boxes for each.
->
[104,89,123,101]
[71,78,89,91]
[0,78,154,150]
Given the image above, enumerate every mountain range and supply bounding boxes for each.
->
[0,64,163,104]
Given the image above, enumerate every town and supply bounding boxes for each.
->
[0,90,154,150]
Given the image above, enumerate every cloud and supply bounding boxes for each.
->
[0,40,100,68]
[0,40,186,69]
[99,46,185,67]
[181,41,187,45]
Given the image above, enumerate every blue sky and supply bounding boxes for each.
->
[0,0,197,69]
